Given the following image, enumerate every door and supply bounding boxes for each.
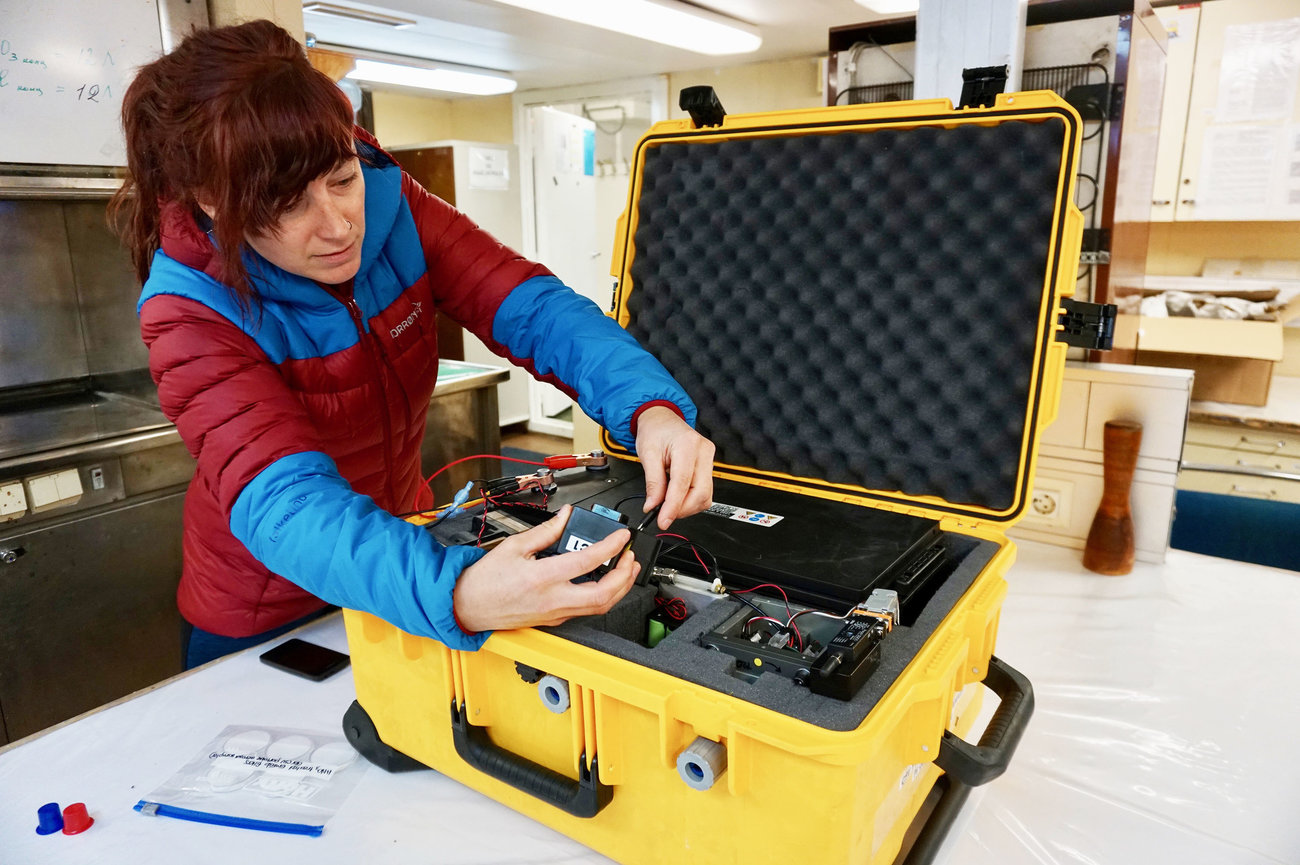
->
[0,488,185,743]
[527,106,600,437]
[1150,3,1201,222]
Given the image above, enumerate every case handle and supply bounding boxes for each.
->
[933,655,1034,787]
[451,701,614,818]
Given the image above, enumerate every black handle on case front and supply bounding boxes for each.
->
[450,701,613,818]
[933,655,1034,787]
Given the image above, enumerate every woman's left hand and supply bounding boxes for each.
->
[635,406,715,530]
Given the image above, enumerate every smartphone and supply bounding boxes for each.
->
[259,638,350,682]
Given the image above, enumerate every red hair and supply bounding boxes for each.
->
[111,20,357,305]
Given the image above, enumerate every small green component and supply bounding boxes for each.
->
[647,618,669,648]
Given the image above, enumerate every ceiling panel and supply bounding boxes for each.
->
[304,0,895,93]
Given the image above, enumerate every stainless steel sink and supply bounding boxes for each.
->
[0,375,170,461]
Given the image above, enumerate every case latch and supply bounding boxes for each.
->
[958,65,1009,109]
[1056,297,1117,350]
[679,86,727,128]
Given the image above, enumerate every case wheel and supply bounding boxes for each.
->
[933,655,1034,787]
[451,701,614,818]
[342,700,431,773]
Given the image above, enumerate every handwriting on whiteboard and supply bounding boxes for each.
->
[0,37,117,103]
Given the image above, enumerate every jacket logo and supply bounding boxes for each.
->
[390,301,423,338]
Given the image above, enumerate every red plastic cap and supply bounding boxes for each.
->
[61,802,93,835]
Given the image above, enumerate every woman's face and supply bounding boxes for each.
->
[245,157,366,285]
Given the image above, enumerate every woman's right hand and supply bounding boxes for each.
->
[451,505,640,634]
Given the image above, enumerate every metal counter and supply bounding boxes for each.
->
[0,359,509,744]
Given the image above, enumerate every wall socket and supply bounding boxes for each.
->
[1,481,28,519]
[1027,477,1074,529]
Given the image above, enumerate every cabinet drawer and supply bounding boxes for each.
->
[1182,443,1300,474]
[1184,422,1300,457]
[1178,468,1300,504]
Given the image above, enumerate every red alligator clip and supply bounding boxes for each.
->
[543,450,609,470]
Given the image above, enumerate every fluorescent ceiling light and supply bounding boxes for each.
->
[490,0,761,55]
[852,0,920,13]
[302,3,415,28]
[346,58,517,95]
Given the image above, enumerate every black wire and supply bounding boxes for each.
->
[1075,173,1098,213]
[732,593,767,618]
[659,540,721,578]
[614,494,646,513]
[834,85,909,106]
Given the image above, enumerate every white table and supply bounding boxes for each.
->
[2,540,1298,864]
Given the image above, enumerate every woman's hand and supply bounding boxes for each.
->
[451,505,640,633]
[635,406,715,530]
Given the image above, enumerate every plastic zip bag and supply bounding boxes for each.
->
[134,725,368,836]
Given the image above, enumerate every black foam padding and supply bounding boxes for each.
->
[548,534,996,732]
[430,466,1003,729]
[563,583,657,639]
[625,118,1067,510]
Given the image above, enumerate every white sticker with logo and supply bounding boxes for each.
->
[871,762,930,858]
[704,501,784,527]
[564,536,593,553]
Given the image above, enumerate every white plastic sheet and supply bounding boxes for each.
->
[936,542,1300,864]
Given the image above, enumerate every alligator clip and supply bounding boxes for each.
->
[543,450,609,470]
[480,469,557,497]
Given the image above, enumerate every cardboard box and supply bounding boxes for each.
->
[1112,314,1284,406]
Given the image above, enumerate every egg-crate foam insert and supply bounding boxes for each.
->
[548,534,996,732]
[624,117,1068,511]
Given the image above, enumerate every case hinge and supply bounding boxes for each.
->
[1055,297,1117,350]
[679,86,727,128]
[958,65,1008,109]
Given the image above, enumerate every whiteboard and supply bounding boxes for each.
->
[0,0,164,166]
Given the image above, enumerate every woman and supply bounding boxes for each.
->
[112,20,715,668]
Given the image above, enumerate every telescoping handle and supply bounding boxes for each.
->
[450,701,614,818]
[933,655,1034,787]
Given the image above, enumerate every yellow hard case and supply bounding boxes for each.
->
[345,91,1084,865]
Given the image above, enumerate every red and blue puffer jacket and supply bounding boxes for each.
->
[138,137,694,647]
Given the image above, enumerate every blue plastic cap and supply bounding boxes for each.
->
[35,802,63,835]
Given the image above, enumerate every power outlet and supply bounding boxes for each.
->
[1027,477,1074,529]
[1,481,28,520]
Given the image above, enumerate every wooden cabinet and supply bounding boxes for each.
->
[1152,0,1300,221]
[1178,421,1300,502]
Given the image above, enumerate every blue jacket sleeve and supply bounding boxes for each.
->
[230,450,489,650]
[492,275,697,448]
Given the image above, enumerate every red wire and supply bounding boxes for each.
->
[657,533,710,574]
[744,613,803,651]
[744,615,785,633]
[416,453,550,510]
[729,583,793,619]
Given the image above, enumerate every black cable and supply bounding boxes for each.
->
[1075,172,1098,213]
[659,540,721,578]
[835,84,910,106]
[732,593,767,619]
[614,494,646,513]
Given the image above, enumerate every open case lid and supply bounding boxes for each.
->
[602,92,1085,530]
